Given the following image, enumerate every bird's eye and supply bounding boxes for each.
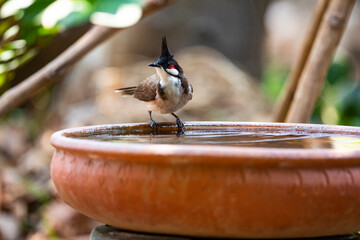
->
[169,64,175,69]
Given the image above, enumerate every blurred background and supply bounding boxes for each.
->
[0,0,359,239]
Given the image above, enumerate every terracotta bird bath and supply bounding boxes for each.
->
[50,122,360,239]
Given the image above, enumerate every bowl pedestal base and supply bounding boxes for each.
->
[90,225,360,240]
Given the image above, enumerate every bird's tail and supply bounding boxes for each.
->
[114,86,137,96]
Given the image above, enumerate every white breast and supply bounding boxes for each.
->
[144,68,189,114]
[156,67,182,98]
[162,75,182,97]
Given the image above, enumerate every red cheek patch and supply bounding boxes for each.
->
[169,64,175,69]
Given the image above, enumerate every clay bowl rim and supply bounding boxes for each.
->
[50,121,360,168]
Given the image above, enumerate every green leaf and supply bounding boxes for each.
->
[92,0,141,14]
[0,0,35,18]
[57,0,92,29]
[3,39,27,50]
[90,0,142,28]
[0,0,144,89]
[0,73,6,87]
[21,0,55,24]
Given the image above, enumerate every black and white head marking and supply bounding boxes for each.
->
[148,36,183,78]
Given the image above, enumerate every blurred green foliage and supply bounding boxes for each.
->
[261,63,288,102]
[262,55,360,126]
[313,57,360,126]
[0,0,141,91]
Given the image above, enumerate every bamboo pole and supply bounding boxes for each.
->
[0,0,176,117]
[285,0,355,123]
[273,0,330,122]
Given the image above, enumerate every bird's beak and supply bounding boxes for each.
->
[148,62,161,68]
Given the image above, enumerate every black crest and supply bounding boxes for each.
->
[160,36,173,60]
[148,36,179,69]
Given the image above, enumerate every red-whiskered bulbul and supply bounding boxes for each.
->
[115,37,193,131]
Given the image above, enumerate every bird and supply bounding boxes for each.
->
[115,36,193,131]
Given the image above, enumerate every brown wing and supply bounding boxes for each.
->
[134,74,159,101]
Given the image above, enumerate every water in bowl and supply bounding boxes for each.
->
[69,127,360,150]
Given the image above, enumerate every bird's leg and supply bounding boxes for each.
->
[149,111,159,128]
[171,113,184,130]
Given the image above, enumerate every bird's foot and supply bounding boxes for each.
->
[150,119,159,129]
[176,128,184,136]
[171,113,185,132]
[175,118,185,130]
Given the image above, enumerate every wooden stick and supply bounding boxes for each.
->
[0,0,176,117]
[285,0,355,123]
[273,0,330,122]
